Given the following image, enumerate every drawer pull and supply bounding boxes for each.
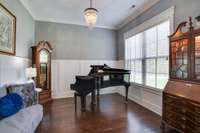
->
[195,117,200,122]
[195,108,200,113]
[181,109,186,113]
[181,124,186,129]
[181,117,186,121]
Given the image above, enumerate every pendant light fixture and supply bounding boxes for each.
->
[84,0,98,29]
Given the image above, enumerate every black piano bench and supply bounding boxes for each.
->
[71,76,96,112]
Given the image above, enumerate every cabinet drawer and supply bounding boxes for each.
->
[187,120,200,133]
[188,102,200,114]
[166,118,186,132]
[165,111,187,122]
[187,113,200,125]
[164,94,186,106]
[164,102,187,115]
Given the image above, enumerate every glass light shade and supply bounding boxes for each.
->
[26,67,37,78]
[84,8,98,28]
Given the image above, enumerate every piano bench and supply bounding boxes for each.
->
[74,91,95,112]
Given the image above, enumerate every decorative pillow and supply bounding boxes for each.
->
[7,83,37,108]
[0,93,23,117]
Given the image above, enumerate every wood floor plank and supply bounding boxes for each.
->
[38,93,178,133]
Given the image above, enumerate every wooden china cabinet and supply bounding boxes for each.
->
[162,17,200,133]
[32,41,53,104]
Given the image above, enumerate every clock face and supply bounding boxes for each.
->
[39,50,49,63]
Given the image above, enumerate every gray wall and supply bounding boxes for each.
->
[117,0,200,60]
[0,0,35,58]
[0,0,34,84]
[35,21,117,60]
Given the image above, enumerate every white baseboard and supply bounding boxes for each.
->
[117,88,162,116]
[52,91,74,99]
[52,87,118,99]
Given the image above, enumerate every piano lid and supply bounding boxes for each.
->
[89,64,130,75]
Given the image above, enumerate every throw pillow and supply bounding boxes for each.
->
[0,93,23,117]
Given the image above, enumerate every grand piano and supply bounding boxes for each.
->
[71,64,131,111]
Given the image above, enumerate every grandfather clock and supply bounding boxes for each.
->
[32,41,53,104]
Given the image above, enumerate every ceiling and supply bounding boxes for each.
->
[19,0,159,30]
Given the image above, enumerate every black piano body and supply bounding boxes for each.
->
[89,64,131,102]
[71,64,131,111]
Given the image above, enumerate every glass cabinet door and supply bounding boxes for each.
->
[195,35,200,79]
[170,39,188,79]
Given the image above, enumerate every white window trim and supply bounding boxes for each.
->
[124,6,175,92]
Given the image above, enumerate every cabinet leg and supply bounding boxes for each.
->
[161,122,166,133]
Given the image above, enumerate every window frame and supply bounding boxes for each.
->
[124,7,175,90]
[125,21,170,89]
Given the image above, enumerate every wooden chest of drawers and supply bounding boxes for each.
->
[162,80,200,133]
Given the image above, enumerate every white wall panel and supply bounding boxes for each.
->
[117,60,162,116]
[0,55,31,86]
[51,60,119,99]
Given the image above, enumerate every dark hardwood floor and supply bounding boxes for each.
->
[38,93,178,133]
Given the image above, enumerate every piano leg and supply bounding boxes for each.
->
[91,90,96,105]
[97,78,100,102]
[80,95,86,112]
[125,85,129,103]
[74,93,77,111]
[97,88,100,98]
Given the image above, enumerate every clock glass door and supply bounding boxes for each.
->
[39,50,49,89]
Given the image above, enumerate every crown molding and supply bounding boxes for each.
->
[19,0,37,19]
[116,0,160,29]
[35,18,118,30]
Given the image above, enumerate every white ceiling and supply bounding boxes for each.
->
[19,0,159,29]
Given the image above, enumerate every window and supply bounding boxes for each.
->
[125,21,170,89]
